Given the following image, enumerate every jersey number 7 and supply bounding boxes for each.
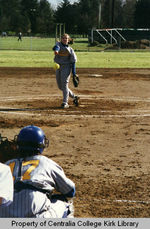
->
[9,160,40,181]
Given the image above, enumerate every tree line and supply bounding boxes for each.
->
[0,0,150,36]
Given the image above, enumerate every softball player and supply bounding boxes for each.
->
[0,163,13,206]
[0,125,75,218]
[53,33,79,108]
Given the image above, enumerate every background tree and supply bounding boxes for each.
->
[20,0,38,34]
[0,0,54,35]
[1,0,150,36]
[36,0,54,35]
[101,0,123,28]
[54,0,79,34]
[113,0,123,27]
[76,0,101,34]
[122,0,136,28]
[0,0,20,31]
[134,0,150,28]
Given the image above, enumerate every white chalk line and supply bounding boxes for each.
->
[1,106,150,118]
[51,113,150,118]
[0,95,56,102]
[94,199,150,205]
[0,111,41,116]
[1,106,150,114]
[0,94,150,117]
[1,110,150,118]
[0,94,150,103]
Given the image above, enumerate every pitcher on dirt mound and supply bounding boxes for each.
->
[53,33,80,108]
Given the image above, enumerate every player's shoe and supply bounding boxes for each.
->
[61,103,69,109]
[73,96,80,107]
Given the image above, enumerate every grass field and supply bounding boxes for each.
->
[0,36,89,51]
[0,36,150,68]
[0,50,150,68]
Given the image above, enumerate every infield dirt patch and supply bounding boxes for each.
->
[0,67,150,217]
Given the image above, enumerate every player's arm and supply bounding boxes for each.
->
[64,187,76,198]
[70,48,77,76]
[72,62,79,87]
[72,62,76,76]
[51,165,76,197]
[0,164,13,205]
[53,45,60,55]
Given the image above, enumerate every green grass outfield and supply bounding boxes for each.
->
[0,36,89,51]
[0,37,150,68]
[0,50,150,68]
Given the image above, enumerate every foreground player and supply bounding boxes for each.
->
[0,125,75,218]
[53,33,79,108]
[0,163,13,206]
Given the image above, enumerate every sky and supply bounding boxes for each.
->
[48,0,78,8]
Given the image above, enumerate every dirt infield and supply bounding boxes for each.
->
[0,67,150,217]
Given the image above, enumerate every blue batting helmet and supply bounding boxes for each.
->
[15,125,49,154]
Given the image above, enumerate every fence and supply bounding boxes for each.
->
[89,28,150,45]
[0,36,54,51]
[1,32,150,52]
[0,36,92,52]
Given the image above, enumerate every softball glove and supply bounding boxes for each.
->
[0,134,19,163]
